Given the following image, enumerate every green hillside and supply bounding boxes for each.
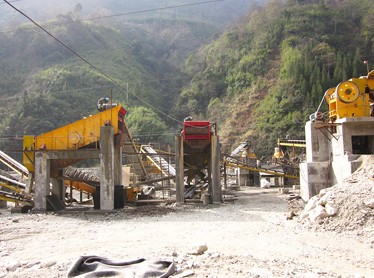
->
[175,0,374,157]
[0,14,220,155]
[0,0,256,29]
[0,0,373,160]
[0,22,150,120]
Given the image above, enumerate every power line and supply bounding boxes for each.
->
[0,0,225,34]
[133,132,179,137]
[0,0,21,4]
[2,0,190,125]
[2,2,107,79]
[0,84,120,98]
[1,74,187,100]
[81,0,225,21]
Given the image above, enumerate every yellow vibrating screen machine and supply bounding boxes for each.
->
[23,105,127,173]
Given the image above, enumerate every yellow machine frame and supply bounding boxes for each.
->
[326,71,373,122]
[35,105,126,150]
[23,105,127,173]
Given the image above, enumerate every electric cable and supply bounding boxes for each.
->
[0,84,119,98]
[0,0,225,34]
[0,0,21,4]
[3,0,221,130]
[133,132,180,137]
[82,0,225,22]
[2,0,190,125]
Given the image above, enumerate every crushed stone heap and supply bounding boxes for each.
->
[298,156,374,237]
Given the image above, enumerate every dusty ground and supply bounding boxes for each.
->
[0,184,373,277]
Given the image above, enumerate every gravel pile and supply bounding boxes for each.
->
[299,156,374,239]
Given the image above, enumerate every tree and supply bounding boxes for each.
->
[125,106,170,145]
[73,3,83,20]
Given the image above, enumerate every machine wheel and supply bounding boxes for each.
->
[335,81,360,103]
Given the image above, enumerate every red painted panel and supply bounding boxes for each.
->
[183,121,211,140]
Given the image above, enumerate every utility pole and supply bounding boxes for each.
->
[364,61,369,74]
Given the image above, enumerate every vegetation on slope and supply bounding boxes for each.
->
[175,0,374,157]
[1,0,373,161]
[0,0,254,150]
[0,13,219,154]
[0,0,256,29]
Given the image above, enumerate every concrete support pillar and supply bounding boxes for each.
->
[175,135,184,204]
[211,135,222,203]
[305,121,330,162]
[237,168,249,186]
[100,126,115,210]
[207,160,212,203]
[301,121,332,201]
[254,173,260,186]
[300,162,330,200]
[114,135,123,186]
[34,154,50,211]
[223,162,227,190]
[51,169,65,204]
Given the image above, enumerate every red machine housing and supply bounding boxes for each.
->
[182,121,211,141]
[181,120,214,174]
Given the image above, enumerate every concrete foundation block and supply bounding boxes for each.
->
[331,158,362,185]
[300,161,330,201]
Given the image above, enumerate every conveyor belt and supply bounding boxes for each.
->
[122,121,147,181]
[226,162,299,179]
[225,141,256,164]
[140,145,176,177]
[0,175,32,205]
[63,167,99,195]
[229,141,249,157]
[0,150,29,178]
[65,181,96,195]
[277,139,306,148]
[64,167,100,185]
[0,190,33,205]
[0,174,26,189]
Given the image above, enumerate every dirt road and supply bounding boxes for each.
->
[0,187,373,277]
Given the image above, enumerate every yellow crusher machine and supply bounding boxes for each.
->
[325,70,374,122]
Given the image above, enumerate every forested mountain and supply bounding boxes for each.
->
[0,0,256,156]
[0,0,373,160]
[0,0,256,29]
[175,0,374,156]
[0,20,181,141]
